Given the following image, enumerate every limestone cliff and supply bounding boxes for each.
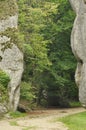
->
[69,0,86,107]
[0,0,23,112]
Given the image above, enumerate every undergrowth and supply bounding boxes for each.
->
[9,111,26,118]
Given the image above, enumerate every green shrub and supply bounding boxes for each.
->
[0,83,8,102]
[20,82,36,102]
[0,70,10,103]
[0,70,10,87]
[9,111,26,118]
[69,101,81,108]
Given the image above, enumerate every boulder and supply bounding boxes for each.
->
[69,0,86,107]
[0,0,23,112]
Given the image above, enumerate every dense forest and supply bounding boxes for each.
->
[16,0,79,109]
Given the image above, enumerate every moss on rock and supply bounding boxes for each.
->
[0,0,18,20]
[0,28,24,51]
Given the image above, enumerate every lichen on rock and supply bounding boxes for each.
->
[0,0,23,112]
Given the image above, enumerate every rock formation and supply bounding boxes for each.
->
[69,0,86,107]
[0,0,23,112]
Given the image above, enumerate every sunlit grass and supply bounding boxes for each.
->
[9,111,26,118]
[59,111,86,130]
[22,126,37,130]
[10,121,19,126]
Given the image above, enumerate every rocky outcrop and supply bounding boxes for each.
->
[0,0,23,112]
[69,0,86,107]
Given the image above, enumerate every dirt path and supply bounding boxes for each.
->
[0,107,85,130]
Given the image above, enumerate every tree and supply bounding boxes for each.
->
[18,0,78,108]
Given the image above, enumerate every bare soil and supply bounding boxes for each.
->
[0,107,85,130]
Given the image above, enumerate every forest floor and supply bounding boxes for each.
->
[0,107,85,130]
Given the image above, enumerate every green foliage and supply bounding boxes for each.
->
[0,70,10,103]
[42,0,77,107]
[0,0,18,20]
[69,101,81,108]
[0,70,10,87]
[9,111,26,118]
[0,83,8,102]
[18,0,78,108]
[18,0,52,88]
[59,112,86,130]
[20,82,36,102]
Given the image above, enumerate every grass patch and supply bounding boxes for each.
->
[22,126,37,130]
[10,121,19,126]
[9,111,26,118]
[69,101,81,108]
[59,111,86,130]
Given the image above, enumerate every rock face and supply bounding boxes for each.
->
[0,0,23,112]
[69,0,86,107]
